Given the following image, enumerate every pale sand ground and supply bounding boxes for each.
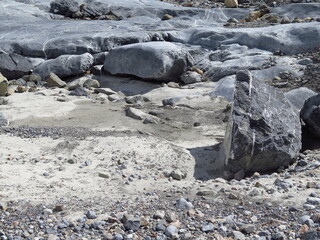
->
[0,79,318,212]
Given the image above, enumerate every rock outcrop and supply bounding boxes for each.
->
[301,94,320,139]
[104,42,193,82]
[34,53,94,79]
[224,70,301,174]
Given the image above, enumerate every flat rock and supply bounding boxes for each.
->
[224,70,301,174]
[301,94,320,139]
[0,52,33,80]
[34,53,94,79]
[104,42,193,82]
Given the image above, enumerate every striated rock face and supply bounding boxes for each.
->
[34,53,94,79]
[301,94,320,139]
[224,70,301,174]
[104,42,193,82]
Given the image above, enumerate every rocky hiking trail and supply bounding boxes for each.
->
[0,0,320,239]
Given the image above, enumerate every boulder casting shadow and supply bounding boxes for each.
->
[224,70,301,175]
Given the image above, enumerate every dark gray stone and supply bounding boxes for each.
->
[274,179,292,189]
[50,0,79,16]
[306,197,320,205]
[155,222,166,232]
[85,210,97,219]
[121,214,141,232]
[93,52,108,65]
[301,94,320,139]
[34,53,94,79]
[104,42,193,82]
[224,70,301,174]
[239,224,256,234]
[162,98,176,107]
[0,53,33,80]
[302,231,320,240]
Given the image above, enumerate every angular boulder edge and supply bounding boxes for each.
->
[224,70,301,175]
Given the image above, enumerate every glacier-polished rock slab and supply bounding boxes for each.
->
[171,22,320,55]
[224,70,301,174]
[1,0,319,59]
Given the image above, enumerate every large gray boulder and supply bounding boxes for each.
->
[104,42,193,82]
[224,70,301,174]
[285,87,317,110]
[34,53,94,79]
[0,52,33,80]
[301,94,320,139]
